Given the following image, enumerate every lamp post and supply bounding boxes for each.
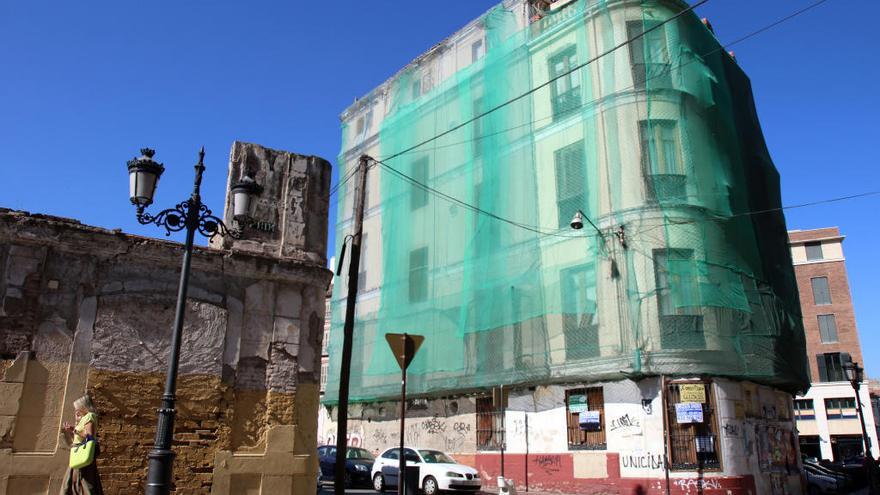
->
[127,147,261,495]
[843,361,876,492]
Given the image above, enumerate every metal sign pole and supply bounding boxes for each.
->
[399,333,407,495]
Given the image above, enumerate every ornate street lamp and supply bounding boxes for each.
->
[843,361,876,492]
[126,147,261,495]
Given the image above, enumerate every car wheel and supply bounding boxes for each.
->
[423,475,439,495]
[373,473,385,492]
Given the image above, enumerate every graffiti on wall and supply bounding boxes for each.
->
[620,452,665,471]
[722,422,740,437]
[532,454,563,475]
[673,478,721,491]
[609,413,642,433]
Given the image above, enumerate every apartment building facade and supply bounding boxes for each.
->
[789,227,878,461]
[322,1,809,493]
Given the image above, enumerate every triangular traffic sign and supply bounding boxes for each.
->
[385,333,424,371]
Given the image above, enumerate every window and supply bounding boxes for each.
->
[818,314,838,343]
[627,20,671,90]
[817,352,850,382]
[666,381,721,471]
[654,249,704,349]
[794,399,815,420]
[357,233,368,294]
[811,277,832,305]
[824,398,857,419]
[805,242,823,261]
[473,98,484,157]
[561,264,599,360]
[640,120,685,201]
[409,247,428,302]
[411,79,421,100]
[565,387,606,450]
[355,116,365,135]
[382,449,399,460]
[411,157,429,209]
[554,141,586,228]
[476,396,503,450]
[320,360,329,392]
[471,39,484,63]
[548,46,581,119]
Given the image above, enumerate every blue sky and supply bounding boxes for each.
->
[2,1,878,375]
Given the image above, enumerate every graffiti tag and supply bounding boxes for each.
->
[532,455,562,475]
[609,413,641,432]
[674,478,721,490]
[621,453,664,470]
[421,416,447,435]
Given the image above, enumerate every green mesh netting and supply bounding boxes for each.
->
[325,0,808,404]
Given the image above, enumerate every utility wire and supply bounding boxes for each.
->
[372,156,589,238]
[329,164,360,198]
[375,0,833,159]
[377,0,710,163]
[372,152,879,241]
[338,0,843,238]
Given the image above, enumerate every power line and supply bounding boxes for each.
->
[372,156,588,238]
[329,164,360,198]
[375,0,834,160]
[377,0,710,163]
[338,0,847,238]
[372,153,879,241]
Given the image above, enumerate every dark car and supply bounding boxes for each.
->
[317,445,375,488]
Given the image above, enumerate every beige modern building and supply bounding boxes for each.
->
[789,227,878,461]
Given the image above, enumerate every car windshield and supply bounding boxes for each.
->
[418,450,456,464]
[347,447,374,460]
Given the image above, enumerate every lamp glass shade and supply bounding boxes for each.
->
[843,362,856,382]
[232,190,251,220]
[129,168,159,207]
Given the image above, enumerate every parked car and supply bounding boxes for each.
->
[804,459,853,494]
[371,447,481,494]
[317,445,375,488]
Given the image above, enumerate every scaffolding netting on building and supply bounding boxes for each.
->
[325,0,809,404]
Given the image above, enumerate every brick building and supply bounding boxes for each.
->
[788,227,878,461]
[0,142,332,494]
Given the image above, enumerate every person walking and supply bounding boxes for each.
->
[60,395,104,495]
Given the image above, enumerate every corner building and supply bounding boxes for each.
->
[324,1,809,493]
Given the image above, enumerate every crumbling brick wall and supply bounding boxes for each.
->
[0,142,331,494]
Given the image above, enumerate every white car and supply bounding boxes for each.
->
[371,447,481,494]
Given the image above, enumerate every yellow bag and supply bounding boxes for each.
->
[69,439,96,469]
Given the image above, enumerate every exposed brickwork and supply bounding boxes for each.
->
[0,142,332,494]
[789,228,862,380]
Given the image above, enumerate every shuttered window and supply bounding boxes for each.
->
[565,387,606,450]
[818,314,838,343]
[476,396,502,450]
[817,352,850,382]
[805,242,823,261]
[665,381,721,471]
[548,46,581,119]
[409,247,428,302]
[411,157,429,209]
[811,277,831,305]
[554,140,586,228]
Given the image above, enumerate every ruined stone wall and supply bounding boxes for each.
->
[0,143,331,494]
